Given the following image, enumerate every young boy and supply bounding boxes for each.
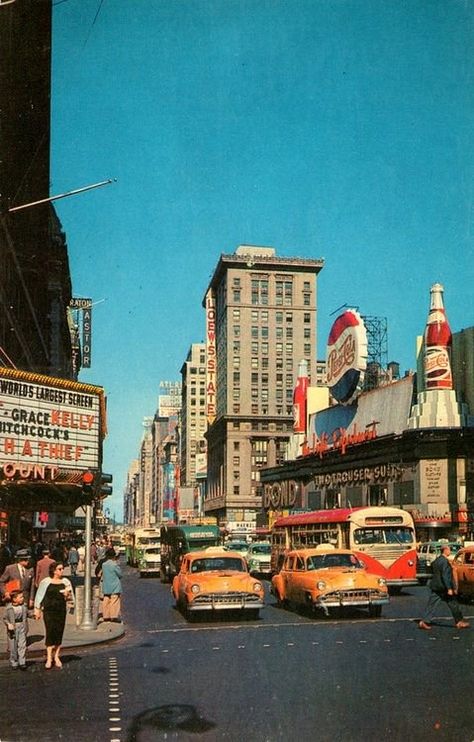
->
[3,590,28,670]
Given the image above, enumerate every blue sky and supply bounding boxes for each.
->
[51,0,473,521]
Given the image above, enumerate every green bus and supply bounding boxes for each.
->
[160,523,222,582]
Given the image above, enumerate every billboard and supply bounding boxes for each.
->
[0,367,105,477]
[205,289,216,424]
[326,309,367,405]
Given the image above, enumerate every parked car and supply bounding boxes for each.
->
[417,541,462,584]
[246,542,272,577]
[172,549,264,620]
[452,547,474,601]
[271,547,389,618]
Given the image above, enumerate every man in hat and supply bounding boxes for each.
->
[35,547,55,588]
[0,549,35,608]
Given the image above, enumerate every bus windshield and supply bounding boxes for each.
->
[353,527,414,545]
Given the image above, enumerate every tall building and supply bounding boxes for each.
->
[0,0,74,378]
[203,245,324,527]
[180,343,208,487]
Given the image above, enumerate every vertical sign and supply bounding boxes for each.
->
[82,306,92,368]
[69,298,93,369]
[205,289,216,424]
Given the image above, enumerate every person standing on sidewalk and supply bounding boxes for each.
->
[35,548,55,588]
[419,544,469,630]
[100,549,122,623]
[67,545,79,577]
[3,590,28,670]
[0,549,35,609]
[34,562,75,669]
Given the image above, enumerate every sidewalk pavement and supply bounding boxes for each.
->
[0,566,124,662]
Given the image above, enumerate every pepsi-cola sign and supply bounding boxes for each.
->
[326,309,367,404]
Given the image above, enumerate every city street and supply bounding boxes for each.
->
[1,562,473,742]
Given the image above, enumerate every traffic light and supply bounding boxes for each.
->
[82,470,95,497]
[100,472,113,498]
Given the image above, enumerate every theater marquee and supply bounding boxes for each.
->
[0,367,106,475]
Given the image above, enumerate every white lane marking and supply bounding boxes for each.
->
[108,657,121,742]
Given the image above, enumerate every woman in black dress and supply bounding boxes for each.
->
[34,561,74,669]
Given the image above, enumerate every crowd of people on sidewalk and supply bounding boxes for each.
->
[0,536,123,670]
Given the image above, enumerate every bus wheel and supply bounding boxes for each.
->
[369,605,382,618]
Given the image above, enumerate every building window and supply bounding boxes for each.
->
[251,357,259,369]
[304,327,311,339]
[233,277,241,287]
[251,404,258,414]
[261,310,268,322]
[251,326,258,338]
[303,281,310,290]
[233,486,240,495]
[304,343,311,355]
[233,372,240,384]
[233,357,240,369]
[233,290,241,302]
[251,277,269,305]
[251,341,258,354]
[234,325,240,337]
[233,471,240,480]
[276,327,283,339]
[304,312,310,323]
[233,404,240,414]
[262,357,269,369]
[233,456,240,465]
[251,310,258,322]
[286,358,293,371]
[261,326,269,339]
[233,340,240,353]
[261,342,268,355]
[286,312,293,323]
[251,372,259,384]
[276,342,283,356]
[285,342,293,355]
[234,441,240,450]
[233,309,240,320]
[232,389,240,400]
[276,311,283,323]
[286,326,293,338]
[303,293,310,306]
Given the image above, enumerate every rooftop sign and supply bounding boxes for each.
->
[326,309,367,405]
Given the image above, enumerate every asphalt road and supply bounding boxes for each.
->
[1,563,473,742]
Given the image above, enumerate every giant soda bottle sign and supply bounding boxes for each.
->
[423,283,453,390]
[293,358,309,432]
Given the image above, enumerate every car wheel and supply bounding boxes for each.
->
[369,605,382,618]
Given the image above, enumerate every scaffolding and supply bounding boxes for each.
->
[361,315,388,391]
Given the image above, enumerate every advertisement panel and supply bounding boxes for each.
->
[205,289,216,424]
[0,367,105,476]
[326,309,367,405]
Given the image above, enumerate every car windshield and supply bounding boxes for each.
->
[250,544,271,555]
[190,557,245,573]
[144,547,160,555]
[226,543,248,551]
[353,527,414,545]
[306,553,362,570]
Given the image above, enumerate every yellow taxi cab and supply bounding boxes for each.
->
[171,548,265,620]
[452,546,474,600]
[271,546,389,618]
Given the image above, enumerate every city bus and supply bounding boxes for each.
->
[126,527,161,569]
[160,523,222,582]
[271,506,417,589]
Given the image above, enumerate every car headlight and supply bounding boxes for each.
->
[191,584,200,594]
[249,560,258,569]
[378,578,387,586]
[253,583,263,592]
[317,580,326,590]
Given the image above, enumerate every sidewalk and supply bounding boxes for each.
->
[0,568,125,661]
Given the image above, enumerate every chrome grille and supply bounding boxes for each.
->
[320,589,384,604]
[193,592,262,605]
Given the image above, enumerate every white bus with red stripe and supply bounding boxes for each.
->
[271,506,417,588]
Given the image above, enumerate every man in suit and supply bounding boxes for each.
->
[35,548,55,588]
[0,549,35,608]
[419,543,469,630]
